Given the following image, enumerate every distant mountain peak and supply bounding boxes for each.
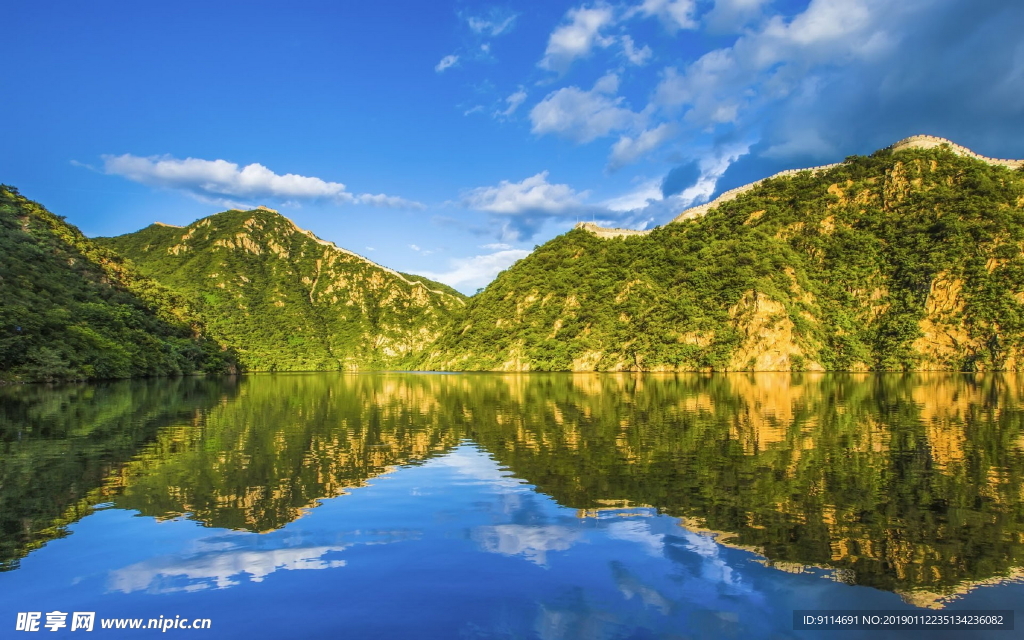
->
[582,135,1023,239]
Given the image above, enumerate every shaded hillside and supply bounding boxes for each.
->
[98,208,465,371]
[0,186,237,382]
[422,145,1024,371]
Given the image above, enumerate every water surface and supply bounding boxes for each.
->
[1,373,1023,638]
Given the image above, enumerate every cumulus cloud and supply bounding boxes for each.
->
[647,0,1024,202]
[601,178,663,212]
[608,123,676,170]
[539,5,616,72]
[704,0,771,33]
[620,35,653,65]
[462,171,587,215]
[653,0,905,128]
[495,88,528,119]
[414,249,531,292]
[435,54,459,72]
[102,154,422,209]
[460,171,604,240]
[633,0,699,31]
[355,193,425,209]
[459,170,677,239]
[530,74,643,143]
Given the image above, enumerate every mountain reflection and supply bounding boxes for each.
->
[3,371,1024,606]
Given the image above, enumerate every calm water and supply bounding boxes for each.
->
[1,372,1023,639]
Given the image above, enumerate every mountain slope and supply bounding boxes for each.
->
[98,207,465,371]
[0,186,237,382]
[422,141,1024,371]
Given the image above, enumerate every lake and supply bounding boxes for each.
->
[1,372,1022,638]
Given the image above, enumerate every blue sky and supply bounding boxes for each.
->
[3,0,1022,293]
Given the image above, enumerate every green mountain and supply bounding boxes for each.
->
[422,137,1024,371]
[0,186,237,382]
[97,207,465,371]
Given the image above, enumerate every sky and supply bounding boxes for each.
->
[3,0,1023,294]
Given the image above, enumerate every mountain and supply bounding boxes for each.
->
[0,185,237,382]
[97,207,465,371]
[421,136,1024,371]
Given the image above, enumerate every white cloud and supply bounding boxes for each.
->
[435,54,459,73]
[462,171,588,215]
[496,89,528,118]
[621,35,653,65]
[601,179,663,212]
[704,0,771,33]
[414,249,531,291]
[539,5,617,72]
[355,193,425,209]
[110,545,347,594]
[607,520,665,556]
[467,13,517,36]
[476,524,582,566]
[464,105,485,116]
[635,0,699,31]
[530,74,642,143]
[481,242,513,250]
[653,0,899,129]
[607,123,676,170]
[102,154,422,208]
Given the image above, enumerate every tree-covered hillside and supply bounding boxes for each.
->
[422,146,1024,371]
[98,208,465,371]
[0,186,237,382]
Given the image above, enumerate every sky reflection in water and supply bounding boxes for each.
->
[1,373,1023,639]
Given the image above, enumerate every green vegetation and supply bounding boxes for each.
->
[0,186,237,382]
[97,208,465,372]
[5,372,1023,600]
[0,376,235,570]
[6,143,1024,378]
[423,146,1024,371]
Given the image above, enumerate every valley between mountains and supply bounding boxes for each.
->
[3,135,1024,381]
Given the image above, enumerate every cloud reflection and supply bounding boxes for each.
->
[109,543,347,594]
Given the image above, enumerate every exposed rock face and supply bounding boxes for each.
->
[97,208,464,371]
[911,274,977,369]
[727,291,822,371]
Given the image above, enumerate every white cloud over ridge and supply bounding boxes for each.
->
[461,171,588,215]
[102,154,423,209]
[608,123,676,170]
[414,249,531,292]
[530,74,643,143]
